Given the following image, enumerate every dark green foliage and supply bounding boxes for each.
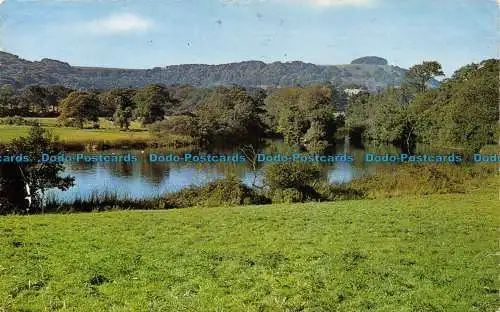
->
[22,85,50,113]
[58,91,100,128]
[302,122,330,154]
[45,85,73,112]
[404,61,444,93]
[194,86,266,146]
[149,115,199,138]
[317,184,365,201]
[0,116,40,126]
[346,59,498,152]
[269,188,304,204]
[133,84,171,125]
[0,85,21,116]
[346,86,415,148]
[113,106,133,130]
[0,125,74,214]
[0,84,71,117]
[263,162,323,202]
[345,92,372,141]
[365,88,411,145]
[411,59,499,152]
[149,86,266,147]
[164,176,270,208]
[264,85,338,153]
[98,88,135,118]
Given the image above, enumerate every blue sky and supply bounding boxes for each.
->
[0,0,497,76]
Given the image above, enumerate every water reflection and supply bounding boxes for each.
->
[47,141,452,202]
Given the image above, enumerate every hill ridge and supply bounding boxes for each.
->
[0,52,411,91]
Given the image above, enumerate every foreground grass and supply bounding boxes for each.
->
[0,192,498,312]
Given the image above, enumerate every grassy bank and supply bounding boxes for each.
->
[0,125,151,144]
[0,118,198,150]
[0,191,497,311]
[0,118,150,144]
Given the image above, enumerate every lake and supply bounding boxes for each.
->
[46,140,447,202]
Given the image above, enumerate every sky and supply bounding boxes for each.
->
[0,0,497,77]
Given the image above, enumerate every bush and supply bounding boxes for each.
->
[263,161,322,191]
[148,118,199,147]
[263,161,323,202]
[318,184,365,201]
[164,176,270,208]
[56,118,79,128]
[0,116,25,125]
[270,188,303,204]
[150,116,199,137]
[0,116,40,126]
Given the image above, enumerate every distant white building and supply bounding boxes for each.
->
[343,88,365,96]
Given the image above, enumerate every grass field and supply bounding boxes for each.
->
[0,125,151,145]
[0,191,498,311]
[0,118,151,145]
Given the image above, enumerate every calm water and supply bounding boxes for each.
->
[46,140,445,202]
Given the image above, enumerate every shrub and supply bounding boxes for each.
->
[263,161,323,202]
[164,176,270,208]
[270,188,303,204]
[318,184,365,201]
[0,116,29,125]
[263,161,322,191]
[56,118,79,128]
[150,116,199,137]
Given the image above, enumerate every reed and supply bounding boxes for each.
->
[43,190,163,213]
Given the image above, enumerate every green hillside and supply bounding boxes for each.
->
[0,52,410,91]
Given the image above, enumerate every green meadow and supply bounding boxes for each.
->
[0,118,151,145]
[0,190,498,311]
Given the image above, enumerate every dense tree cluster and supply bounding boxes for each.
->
[1,58,497,154]
[345,59,499,153]
[264,84,339,153]
[1,80,346,152]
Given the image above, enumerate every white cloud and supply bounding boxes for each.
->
[221,0,376,7]
[0,0,6,4]
[85,12,153,35]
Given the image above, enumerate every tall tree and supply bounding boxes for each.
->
[405,61,444,94]
[133,84,170,125]
[113,105,134,130]
[195,86,265,146]
[0,125,74,214]
[0,85,17,115]
[58,91,100,128]
[98,88,135,118]
[46,85,73,112]
[445,59,499,152]
[22,85,49,113]
[264,84,337,152]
